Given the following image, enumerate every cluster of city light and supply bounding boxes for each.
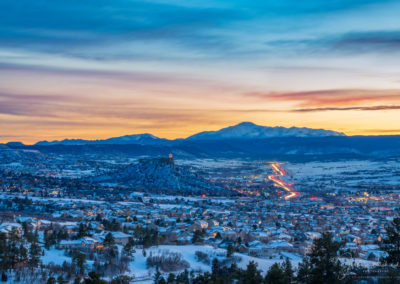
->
[232,187,260,196]
[267,162,300,200]
[347,192,386,203]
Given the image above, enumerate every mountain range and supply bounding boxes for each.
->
[33,122,344,146]
[35,133,170,146]
[4,122,400,161]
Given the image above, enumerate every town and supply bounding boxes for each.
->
[3,0,400,282]
[1,144,400,283]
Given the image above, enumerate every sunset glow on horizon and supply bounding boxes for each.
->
[1,0,400,144]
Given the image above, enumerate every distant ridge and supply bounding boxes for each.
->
[35,133,170,146]
[6,136,400,161]
[33,122,344,146]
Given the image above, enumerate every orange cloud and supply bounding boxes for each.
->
[292,105,400,112]
[246,89,400,107]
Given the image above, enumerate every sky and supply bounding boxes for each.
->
[1,0,400,143]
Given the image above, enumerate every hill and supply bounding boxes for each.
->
[90,156,222,194]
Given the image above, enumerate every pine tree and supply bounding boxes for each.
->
[211,258,220,280]
[77,223,87,238]
[192,230,203,244]
[239,261,263,284]
[22,222,33,242]
[123,238,135,256]
[8,229,20,268]
[296,257,312,283]
[83,271,108,284]
[282,258,294,283]
[167,273,175,283]
[154,267,163,284]
[265,263,285,284]
[103,232,115,247]
[28,230,41,267]
[44,230,52,250]
[57,275,67,284]
[296,232,345,284]
[381,217,400,267]
[1,272,7,282]
[19,244,28,262]
[226,244,235,258]
[73,251,86,275]
[73,276,81,284]
[182,269,189,284]
[46,277,56,284]
[0,233,9,270]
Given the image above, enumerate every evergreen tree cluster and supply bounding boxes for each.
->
[134,226,161,248]
[44,225,68,249]
[101,219,122,232]
[0,225,42,279]
[175,232,348,284]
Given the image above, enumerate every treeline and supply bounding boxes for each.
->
[46,271,132,284]
[155,217,400,284]
[0,222,42,281]
[154,232,345,284]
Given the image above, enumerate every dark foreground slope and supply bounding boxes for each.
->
[90,157,222,194]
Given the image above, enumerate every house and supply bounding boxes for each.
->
[190,220,208,232]
[248,241,275,258]
[58,237,103,249]
[0,223,23,236]
[109,231,132,245]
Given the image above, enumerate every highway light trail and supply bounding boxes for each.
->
[268,162,300,200]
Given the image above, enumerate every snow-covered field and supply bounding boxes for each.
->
[284,159,400,191]
[176,159,248,169]
[124,245,379,282]
[42,248,71,266]
[127,245,300,282]
[12,244,381,284]
[40,244,301,283]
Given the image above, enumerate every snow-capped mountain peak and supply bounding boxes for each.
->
[187,122,345,140]
[33,122,344,145]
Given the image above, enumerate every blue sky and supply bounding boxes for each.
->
[1,0,400,142]
[2,0,399,59]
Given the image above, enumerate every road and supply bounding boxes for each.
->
[267,162,300,200]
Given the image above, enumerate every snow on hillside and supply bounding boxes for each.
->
[31,122,344,146]
[91,157,222,192]
[128,245,301,281]
[285,160,400,191]
[187,122,344,140]
[35,133,168,146]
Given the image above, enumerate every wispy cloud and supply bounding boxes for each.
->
[0,91,226,128]
[265,30,400,56]
[333,31,400,53]
[246,89,400,107]
[293,105,400,112]
[0,0,244,61]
